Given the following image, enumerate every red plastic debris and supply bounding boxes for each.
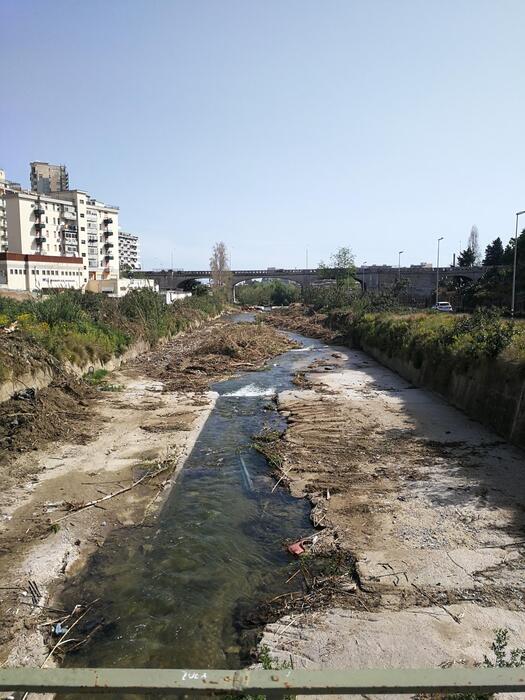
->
[287,541,305,556]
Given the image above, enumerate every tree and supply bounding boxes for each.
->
[502,230,525,265]
[209,241,231,297]
[482,237,504,266]
[458,246,476,267]
[318,246,358,287]
[468,225,481,264]
[180,278,207,295]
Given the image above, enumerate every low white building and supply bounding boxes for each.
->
[0,252,84,292]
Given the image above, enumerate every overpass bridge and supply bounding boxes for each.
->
[145,266,486,300]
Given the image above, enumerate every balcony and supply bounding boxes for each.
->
[104,255,114,261]
[35,222,45,230]
[35,237,46,244]
[104,242,114,249]
[63,225,78,233]
[34,207,45,217]
[103,217,113,225]
[104,230,114,237]
[62,210,76,221]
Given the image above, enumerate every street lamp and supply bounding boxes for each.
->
[511,211,525,317]
[436,237,444,305]
[398,251,404,281]
[361,261,367,292]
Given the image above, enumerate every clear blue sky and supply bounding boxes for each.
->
[2,0,525,270]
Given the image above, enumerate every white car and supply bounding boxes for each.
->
[433,301,453,312]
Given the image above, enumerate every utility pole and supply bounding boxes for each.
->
[436,237,444,305]
[398,250,404,281]
[306,248,308,269]
[511,211,525,317]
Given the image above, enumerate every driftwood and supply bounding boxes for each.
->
[411,582,462,624]
[53,464,172,523]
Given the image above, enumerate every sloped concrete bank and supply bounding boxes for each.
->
[0,314,224,404]
[357,341,525,450]
[260,343,525,682]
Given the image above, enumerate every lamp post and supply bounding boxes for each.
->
[398,250,404,281]
[361,261,367,292]
[511,211,525,317]
[436,237,444,305]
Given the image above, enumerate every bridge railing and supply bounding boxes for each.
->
[1,667,525,696]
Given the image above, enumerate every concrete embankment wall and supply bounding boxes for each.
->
[0,338,150,404]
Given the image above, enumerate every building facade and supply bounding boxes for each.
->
[0,169,22,254]
[0,162,150,297]
[118,231,141,270]
[0,252,84,292]
[50,191,120,281]
[30,162,69,194]
[3,188,120,291]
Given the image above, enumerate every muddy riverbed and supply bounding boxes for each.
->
[2,310,525,693]
[0,317,297,673]
[54,331,340,678]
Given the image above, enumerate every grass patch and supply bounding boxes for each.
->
[0,289,226,373]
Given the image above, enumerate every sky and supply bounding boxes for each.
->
[1,0,525,271]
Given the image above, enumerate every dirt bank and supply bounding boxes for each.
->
[258,340,525,678]
[0,318,294,671]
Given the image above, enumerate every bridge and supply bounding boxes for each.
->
[145,266,486,300]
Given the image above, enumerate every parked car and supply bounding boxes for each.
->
[433,301,453,312]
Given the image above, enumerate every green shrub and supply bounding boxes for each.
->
[0,289,226,369]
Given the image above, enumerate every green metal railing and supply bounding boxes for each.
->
[0,667,525,695]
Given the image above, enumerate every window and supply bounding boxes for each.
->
[14,269,18,275]
[80,199,84,204]
[81,240,86,244]
[80,213,85,218]
[81,227,85,231]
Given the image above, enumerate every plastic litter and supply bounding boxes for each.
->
[287,541,305,556]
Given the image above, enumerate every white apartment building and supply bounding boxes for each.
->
[51,191,120,281]
[4,189,119,288]
[0,169,22,254]
[0,164,152,297]
[118,231,141,270]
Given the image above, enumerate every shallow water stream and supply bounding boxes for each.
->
[59,318,334,682]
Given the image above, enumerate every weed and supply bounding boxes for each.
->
[49,523,60,534]
[444,628,525,700]
[0,289,227,373]
[84,369,109,386]
[225,645,294,700]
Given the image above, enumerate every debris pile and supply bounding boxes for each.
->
[0,377,95,470]
[260,306,336,341]
[139,321,298,392]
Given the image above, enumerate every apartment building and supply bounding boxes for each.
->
[3,188,120,292]
[51,191,120,280]
[0,169,21,254]
[118,231,141,270]
[30,162,69,194]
